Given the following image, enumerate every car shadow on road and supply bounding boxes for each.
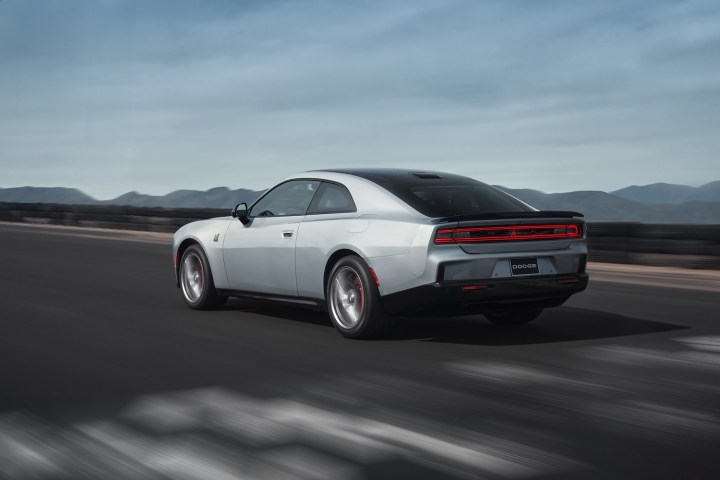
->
[388,307,689,345]
[222,299,333,327]
[223,301,689,346]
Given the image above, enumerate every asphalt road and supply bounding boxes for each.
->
[1,223,719,480]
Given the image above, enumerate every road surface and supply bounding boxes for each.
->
[1,223,719,479]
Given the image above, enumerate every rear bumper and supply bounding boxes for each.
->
[380,273,588,315]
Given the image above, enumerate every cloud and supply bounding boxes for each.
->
[0,0,719,197]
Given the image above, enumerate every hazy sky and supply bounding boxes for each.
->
[1,0,719,198]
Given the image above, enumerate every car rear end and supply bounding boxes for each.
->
[383,211,588,315]
[352,171,588,315]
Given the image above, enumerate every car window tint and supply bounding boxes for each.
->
[250,180,320,217]
[308,182,356,214]
[382,182,531,217]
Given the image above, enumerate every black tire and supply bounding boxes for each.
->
[179,245,227,310]
[485,308,542,325]
[326,256,394,339]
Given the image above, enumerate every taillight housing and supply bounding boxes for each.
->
[435,224,582,244]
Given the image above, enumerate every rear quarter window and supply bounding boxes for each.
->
[307,182,357,214]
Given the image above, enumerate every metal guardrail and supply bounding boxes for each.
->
[2,203,719,269]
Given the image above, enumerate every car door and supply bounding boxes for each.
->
[296,181,359,299]
[223,179,320,296]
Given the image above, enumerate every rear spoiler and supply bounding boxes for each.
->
[432,211,584,224]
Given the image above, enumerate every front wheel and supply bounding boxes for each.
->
[179,245,227,309]
[485,308,542,325]
[327,256,393,339]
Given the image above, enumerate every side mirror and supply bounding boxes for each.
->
[231,203,250,225]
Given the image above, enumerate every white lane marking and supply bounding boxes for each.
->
[120,389,567,478]
[675,335,720,352]
[0,387,584,479]
[583,344,720,369]
[447,353,720,443]
[448,361,614,391]
[79,422,248,480]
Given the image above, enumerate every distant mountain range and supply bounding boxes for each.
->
[1,181,719,223]
[611,181,720,204]
[496,186,720,224]
[0,186,263,209]
[0,187,98,205]
[104,187,263,209]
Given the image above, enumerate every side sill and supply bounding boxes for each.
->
[216,289,326,310]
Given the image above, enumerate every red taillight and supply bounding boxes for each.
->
[435,229,456,243]
[435,224,582,244]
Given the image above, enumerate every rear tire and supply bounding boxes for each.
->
[485,308,542,325]
[179,245,227,310]
[327,256,394,339]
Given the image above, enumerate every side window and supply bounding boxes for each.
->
[250,180,320,217]
[307,182,357,214]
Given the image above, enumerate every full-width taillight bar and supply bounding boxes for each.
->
[435,224,582,244]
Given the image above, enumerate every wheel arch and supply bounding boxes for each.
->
[175,238,202,286]
[324,249,394,338]
[323,248,364,298]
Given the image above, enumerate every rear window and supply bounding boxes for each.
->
[382,181,532,217]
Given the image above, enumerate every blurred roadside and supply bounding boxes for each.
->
[588,223,720,270]
[1,203,719,270]
[587,262,720,292]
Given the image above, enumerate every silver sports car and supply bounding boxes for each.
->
[173,169,588,338]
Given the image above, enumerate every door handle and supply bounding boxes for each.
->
[282,231,294,239]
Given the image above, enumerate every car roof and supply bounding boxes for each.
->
[312,168,475,184]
